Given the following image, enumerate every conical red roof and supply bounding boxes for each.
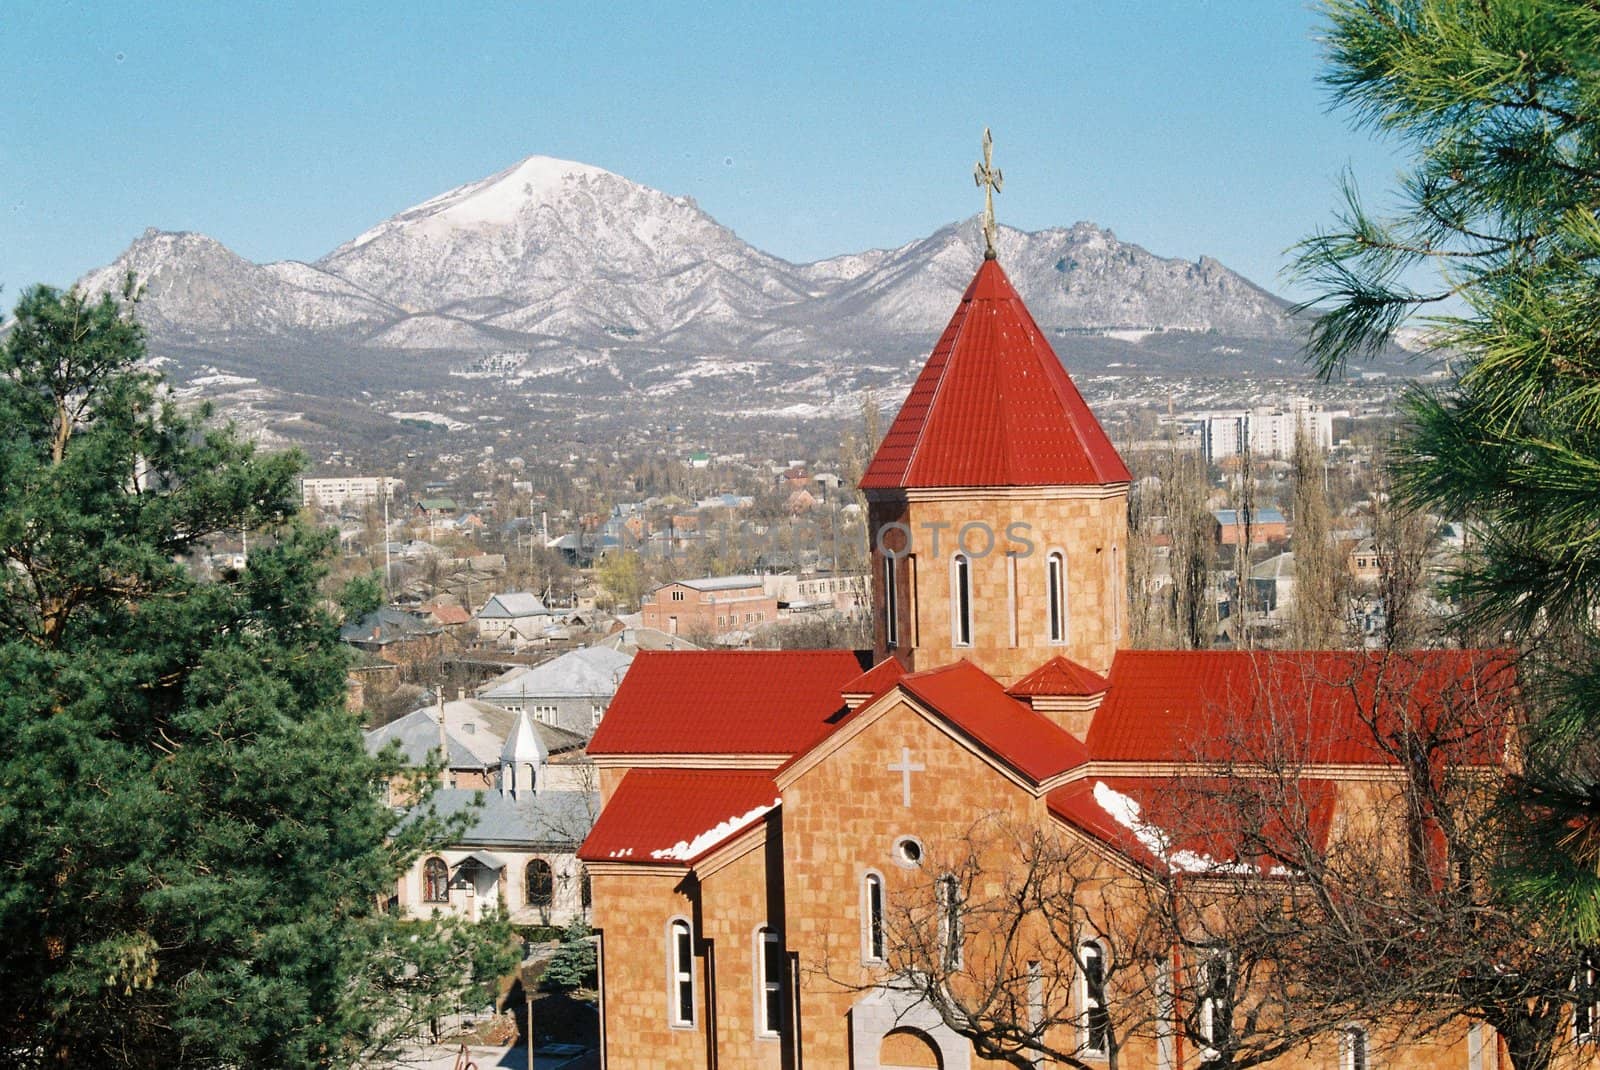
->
[860,259,1130,490]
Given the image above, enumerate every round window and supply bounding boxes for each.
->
[894,836,924,868]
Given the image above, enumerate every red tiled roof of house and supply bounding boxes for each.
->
[585,650,871,757]
[1087,649,1516,766]
[426,605,472,626]
[842,656,905,699]
[1007,655,1108,698]
[860,258,1131,490]
[898,660,1091,783]
[579,770,778,866]
[1047,775,1337,875]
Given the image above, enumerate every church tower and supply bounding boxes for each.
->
[860,137,1131,682]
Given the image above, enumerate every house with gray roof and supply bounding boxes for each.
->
[474,591,553,650]
[363,699,588,792]
[377,705,598,926]
[476,646,634,737]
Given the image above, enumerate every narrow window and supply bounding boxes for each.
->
[863,874,885,963]
[952,554,973,647]
[579,866,592,911]
[1198,950,1231,1060]
[1027,960,1044,1035]
[670,919,694,1026]
[1110,545,1122,641]
[1341,1026,1369,1070]
[1007,553,1019,647]
[938,874,963,970]
[423,857,450,903]
[1048,551,1067,644]
[884,555,899,648]
[1080,939,1111,1055]
[1577,950,1600,1041]
[758,928,783,1036]
[525,859,553,908]
[907,555,920,645]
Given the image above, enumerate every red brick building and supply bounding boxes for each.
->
[640,575,777,639]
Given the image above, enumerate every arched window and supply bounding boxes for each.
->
[579,865,592,911]
[951,553,973,647]
[422,857,449,903]
[525,859,553,908]
[884,555,899,648]
[757,927,783,1036]
[1047,551,1067,644]
[938,874,963,970]
[863,873,885,963]
[1079,939,1110,1055]
[669,919,695,1027]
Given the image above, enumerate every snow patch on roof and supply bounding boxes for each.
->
[1091,781,1280,876]
[647,798,779,862]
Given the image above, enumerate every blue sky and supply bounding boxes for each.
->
[2,1,1406,301]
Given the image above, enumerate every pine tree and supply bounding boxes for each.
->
[1294,0,1600,936]
[540,920,598,992]
[0,282,516,1068]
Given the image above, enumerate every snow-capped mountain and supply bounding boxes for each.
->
[316,156,815,342]
[76,154,1300,395]
[78,229,399,339]
[807,218,1289,337]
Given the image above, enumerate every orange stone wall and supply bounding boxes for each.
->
[869,489,1129,682]
[590,867,709,1068]
[778,697,1136,1067]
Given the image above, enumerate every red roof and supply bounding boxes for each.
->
[1047,775,1336,875]
[1007,655,1108,698]
[586,650,870,757]
[860,259,1131,490]
[1087,649,1515,766]
[579,770,778,866]
[898,660,1090,783]
[842,656,905,699]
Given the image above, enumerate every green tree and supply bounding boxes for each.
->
[1293,1,1600,935]
[540,920,598,992]
[0,283,515,1068]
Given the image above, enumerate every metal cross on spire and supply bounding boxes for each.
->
[974,126,1003,260]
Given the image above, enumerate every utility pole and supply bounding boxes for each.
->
[383,485,393,597]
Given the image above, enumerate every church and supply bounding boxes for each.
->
[578,178,1522,1068]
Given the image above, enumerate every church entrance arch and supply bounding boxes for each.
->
[849,987,969,1070]
[880,1026,943,1068]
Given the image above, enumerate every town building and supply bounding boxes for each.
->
[639,576,777,639]
[475,646,635,736]
[473,591,554,650]
[577,252,1518,1069]
[368,701,595,926]
[299,475,402,511]
[1196,400,1337,465]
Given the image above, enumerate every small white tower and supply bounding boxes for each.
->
[499,707,547,799]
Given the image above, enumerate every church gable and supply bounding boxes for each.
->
[778,660,1090,795]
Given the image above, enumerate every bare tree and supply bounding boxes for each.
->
[825,651,1584,1070]
[1286,430,1350,648]
[1155,651,1582,1070]
[828,814,1169,1070]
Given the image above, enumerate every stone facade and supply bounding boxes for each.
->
[868,487,1128,681]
